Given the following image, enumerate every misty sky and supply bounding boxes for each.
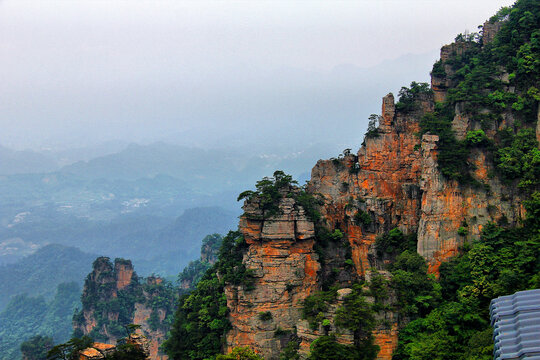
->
[0,0,515,151]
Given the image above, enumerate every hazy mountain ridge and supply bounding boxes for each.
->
[0,206,237,275]
[0,244,95,310]
[0,146,59,175]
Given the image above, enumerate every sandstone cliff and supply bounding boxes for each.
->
[73,258,175,360]
[162,4,540,358]
[225,193,320,359]
[223,16,537,359]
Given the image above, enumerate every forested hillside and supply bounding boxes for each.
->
[0,244,94,310]
[0,282,80,360]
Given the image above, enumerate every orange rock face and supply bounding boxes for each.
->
[79,336,150,360]
[133,303,168,360]
[225,197,320,359]
[373,325,399,360]
[417,142,524,273]
[309,93,428,278]
[79,343,115,360]
[115,261,134,290]
[225,38,526,358]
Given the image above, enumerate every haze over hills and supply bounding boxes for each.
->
[0,140,346,265]
[0,244,95,311]
[0,146,59,175]
[0,49,441,271]
[0,205,237,273]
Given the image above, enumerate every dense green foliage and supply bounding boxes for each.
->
[416,0,540,185]
[238,170,299,218]
[393,192,540,359]
[374,228,417,257]
[0,282,80,360]
[163,231,250,360]
[307,336,360,360]
[238,170,322,223]
[302,289,338,329]
[178,234,224,295]
[431,60,446,78]
[354,210,372,226]
[495,127,539,188]
[216,347,264,360]
[395,82,432,113]
[302,284,381,360]
[334,284,379,356]
[389,251,441,320]
[20,335,54,360]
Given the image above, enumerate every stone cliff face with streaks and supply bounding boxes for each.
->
[225,193,321,359]
[74,258,174,360]
[308,92,430,277]
[224,20,531,359]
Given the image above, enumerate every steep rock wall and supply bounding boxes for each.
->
[226,88,524,358]
[309,93,430,277]
[225,196,320,359]
[416,135,525,272]
[225,22,529,358]
[74,258,172,360]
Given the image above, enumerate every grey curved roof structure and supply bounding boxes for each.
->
[490,289,540,360]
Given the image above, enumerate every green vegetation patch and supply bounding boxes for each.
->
[394,191,540,359]
[163,231,250,360]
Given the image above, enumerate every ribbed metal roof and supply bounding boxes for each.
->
[490,289,540,360]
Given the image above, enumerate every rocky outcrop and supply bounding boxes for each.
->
[482,20,504,45]
[225,80,526,359]
[309,93,429,277]
[223,17,531,357]
[79,343,116,360]
[74,258,173,360]
[431,42,475,103]
[225,195,320,359]
[78,335,150,360]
